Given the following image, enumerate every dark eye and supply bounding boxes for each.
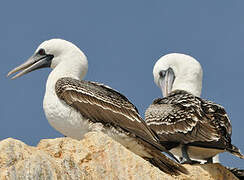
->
[38,49,46,55]
[159,70,166,77]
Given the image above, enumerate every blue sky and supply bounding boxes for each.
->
[1,1,243,168]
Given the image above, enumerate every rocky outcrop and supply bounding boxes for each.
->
[0,132,238,180]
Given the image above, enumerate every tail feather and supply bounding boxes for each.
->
[138,137,188,175]
[148,148,188,175]
[228,144,244,159]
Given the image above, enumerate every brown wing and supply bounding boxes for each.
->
[55,78,189,174]
[55,77,158,144]
[200,98,232,136]
[145,90,232,150]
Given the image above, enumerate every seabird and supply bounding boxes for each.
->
[145,53,244,164]
[7,39,187,175]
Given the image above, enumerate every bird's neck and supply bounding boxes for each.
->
[172,79,202,97]
[46,57,88,96]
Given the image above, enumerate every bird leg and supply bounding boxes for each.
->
[206,157,213,163]
[180,145,200,164]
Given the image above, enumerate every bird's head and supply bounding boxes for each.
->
[7,39,88,79]
[153,53,203,97]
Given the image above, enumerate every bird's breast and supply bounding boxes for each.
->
[43,90,91,139]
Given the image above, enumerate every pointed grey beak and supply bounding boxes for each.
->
[7,54,53,79]
[158,68,175,97]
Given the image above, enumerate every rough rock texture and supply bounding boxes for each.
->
[0,132,238,180]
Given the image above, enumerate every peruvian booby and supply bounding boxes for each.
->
[145,53,244,164]
[7,39,187,175]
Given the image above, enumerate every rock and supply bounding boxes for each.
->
[0,132,238,180]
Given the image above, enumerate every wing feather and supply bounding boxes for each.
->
[145,90,232,150]
[55,77,159,144]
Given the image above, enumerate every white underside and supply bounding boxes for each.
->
[43,96,90,139]
[170,144,223,162]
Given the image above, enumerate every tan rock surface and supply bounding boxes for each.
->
[0,132,238,180]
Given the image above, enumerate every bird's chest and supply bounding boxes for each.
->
[43,92,91,139]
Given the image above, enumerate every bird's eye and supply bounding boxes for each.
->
[159,70,166,77]
[38,49,46,55]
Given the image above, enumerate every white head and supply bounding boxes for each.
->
[7,39,88,80]
[153,53,203,97]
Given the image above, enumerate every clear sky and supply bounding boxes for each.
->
[1,1,243,168]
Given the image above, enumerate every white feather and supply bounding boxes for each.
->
[153,53,203,97]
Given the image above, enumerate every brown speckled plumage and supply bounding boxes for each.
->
[145,90,244,159]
